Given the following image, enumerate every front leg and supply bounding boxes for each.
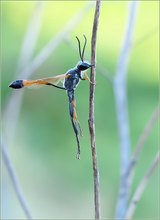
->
[80,72,95,84]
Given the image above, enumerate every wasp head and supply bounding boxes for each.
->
[77,61,94,71]
[76,35,94,71]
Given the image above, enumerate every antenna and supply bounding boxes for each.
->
[81,35,87,61]
[76,36,83,61]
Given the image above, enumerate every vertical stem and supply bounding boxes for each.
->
[126,105,160,186]
[16,1,44,75]
[114,1,139,218]
[88,0,101,219]
[2,144,33,219]
[125,151,160,219]
[4,2,44,141]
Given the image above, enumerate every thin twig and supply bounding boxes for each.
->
[132,27,158,49]
[1,143,33,219]
[88,0,101,219]
[96,64,113,83]
[126,105,160,180]
[125,151,160,219]
[114,1,139,218]
[2,4,43,219]
[16,1,44,75]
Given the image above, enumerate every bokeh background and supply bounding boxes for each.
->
[1,1,159,219]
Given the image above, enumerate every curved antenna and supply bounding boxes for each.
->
[81,35,87,61]
[76,36,83,61]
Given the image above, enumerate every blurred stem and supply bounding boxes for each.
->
[17,1,44,75]
[4,2,44,141]
[132,27,158,49]
[1,144,33,219]
[88,0,101,219]
[125,105,160,186]
[114,1,139,218]
[125,151,160,219]
[2,4,43,219]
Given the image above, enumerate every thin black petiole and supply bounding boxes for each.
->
[47,83,66,90]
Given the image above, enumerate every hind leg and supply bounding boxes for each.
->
[72,100,83,136]
[71,119,80,159]
[69,101,81,159]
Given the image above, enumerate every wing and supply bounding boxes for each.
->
[9,74,68,89]
[23,74,67,88]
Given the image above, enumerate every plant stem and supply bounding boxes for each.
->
[125,151,160,219]
[125,105,160,186]
[1,144,33,219]
[88,0,101,219]
[114,1,139,218]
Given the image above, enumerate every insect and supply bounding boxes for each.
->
[9,35,94,159]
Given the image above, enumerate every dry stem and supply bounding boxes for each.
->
[88,0,101,219]
[126,105,160,182]
[125,151,160,219]
[114,1,139,218]
[1,144,33,219]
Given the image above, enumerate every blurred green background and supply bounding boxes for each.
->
[1,1,159,219]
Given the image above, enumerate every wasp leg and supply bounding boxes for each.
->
[67,90,81,159]
[80,72,95,84]
[71,118,81,160]
[77,120,83,137]
[69,101,81,159]
[72,99,83,137]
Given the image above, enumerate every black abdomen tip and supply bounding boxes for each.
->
[9,80,24,89]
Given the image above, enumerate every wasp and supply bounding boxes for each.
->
[9,35,94,159]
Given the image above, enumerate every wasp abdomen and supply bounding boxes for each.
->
[9,80,24,89]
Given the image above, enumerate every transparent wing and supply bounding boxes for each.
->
[23,74,67,89]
